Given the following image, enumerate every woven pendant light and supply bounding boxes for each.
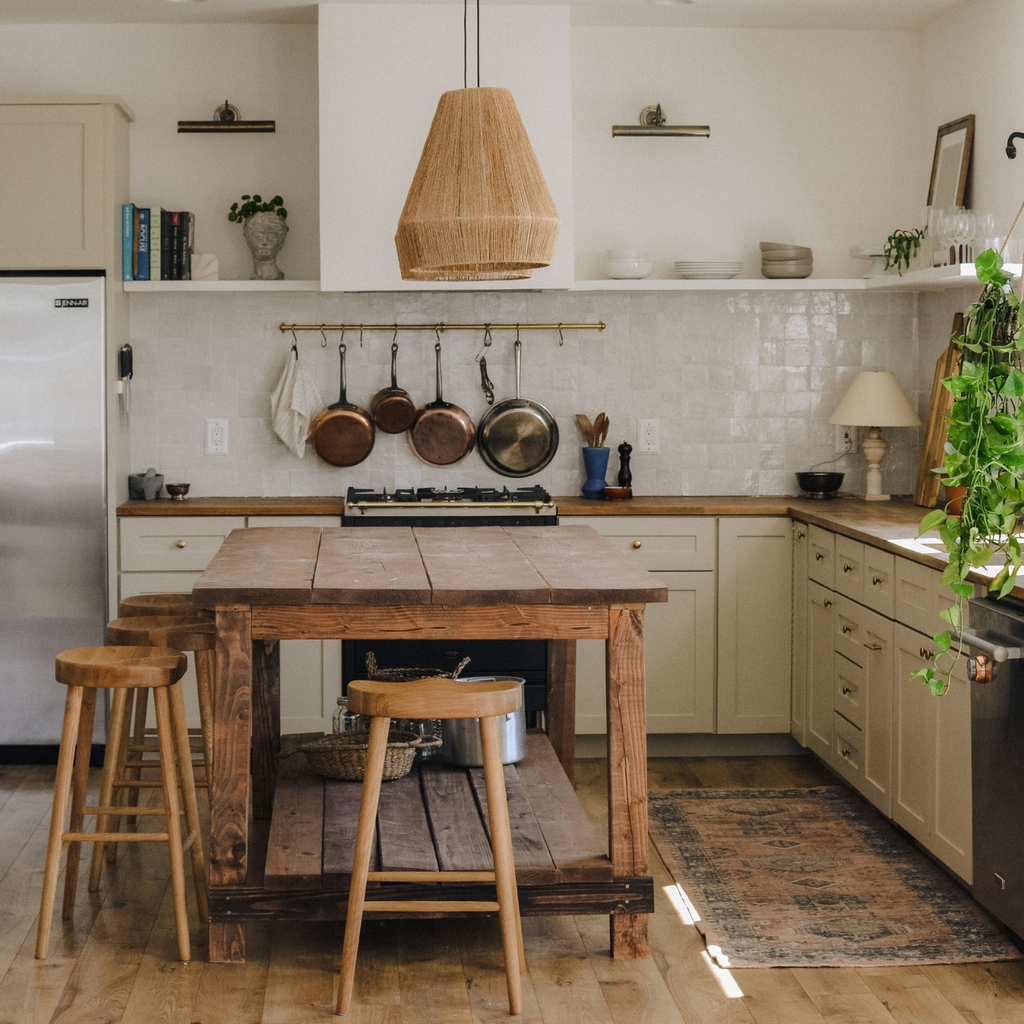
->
[395,86,560,281]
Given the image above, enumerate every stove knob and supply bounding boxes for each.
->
[968,654,993,683]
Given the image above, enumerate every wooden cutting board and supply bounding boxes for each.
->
[913,311,963,508]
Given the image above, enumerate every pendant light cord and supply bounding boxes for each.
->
[463,0,480,89]
[476,0,480,87]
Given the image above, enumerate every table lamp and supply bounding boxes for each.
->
[829,371,920,501]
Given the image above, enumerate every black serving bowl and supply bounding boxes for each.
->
[795,471,844,498]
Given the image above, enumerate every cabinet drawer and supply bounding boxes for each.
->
[807,524,835,589]
[833,712,864,789]
[119,516,244,572]
[835,653,864,729]
[835,535,865,603]
[863,546,895,618]
[560,516,715,570]
[894,556,957,637]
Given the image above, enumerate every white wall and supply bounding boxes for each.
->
[0,24,320,282]
[921,0,1024,237]
[571,27,926,281]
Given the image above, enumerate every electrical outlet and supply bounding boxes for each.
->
[638,419,660,454]
[835,424,856,454]
[206,418,229,455]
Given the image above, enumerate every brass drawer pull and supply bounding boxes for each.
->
[919,646,934,660]
[632,540,642,549]
[863,642,882,651]
[815,552,825,561]
[843,564,853,573]
[872,576,883,586]
[824,599,833,608]
[842,625,852,634]
[176,540,186,549]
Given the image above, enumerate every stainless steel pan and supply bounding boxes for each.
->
[475,337,558,477]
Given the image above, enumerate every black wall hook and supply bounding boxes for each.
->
[1007,132,1024,159]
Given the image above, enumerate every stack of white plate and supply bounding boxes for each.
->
[674,260,743,280]
[760,242,812,279]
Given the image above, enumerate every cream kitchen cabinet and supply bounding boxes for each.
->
[0,97,131,270]
[892,622,972,882]
[805,580,835,761]
[791,523,809,745]
[560,516,716,734]
[118,515,342,734]
[716,517,792,733]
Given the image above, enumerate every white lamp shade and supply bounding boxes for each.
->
[829,371,920,428]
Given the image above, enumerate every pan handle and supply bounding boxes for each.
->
[514,336,522,400]
[328,342,350,410]
[434,339,444,402]
[391,338,399,389]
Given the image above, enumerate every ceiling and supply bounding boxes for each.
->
[0,0,965,30]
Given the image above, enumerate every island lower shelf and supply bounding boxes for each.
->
[214,730,652,920]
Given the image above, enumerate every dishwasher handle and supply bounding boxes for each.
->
[951,628,1023,663]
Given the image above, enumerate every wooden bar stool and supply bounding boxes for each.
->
[337,676,526,1016]
[96,616,215,881]
[36,646,208,964]
[118,592,214,620]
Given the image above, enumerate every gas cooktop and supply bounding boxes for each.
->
[343,485,555,520]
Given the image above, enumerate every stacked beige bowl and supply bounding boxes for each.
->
[760,242,812,279]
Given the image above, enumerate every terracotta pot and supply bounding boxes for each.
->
[944,484,967,517]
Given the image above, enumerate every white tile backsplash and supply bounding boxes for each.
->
[128,287,927,499]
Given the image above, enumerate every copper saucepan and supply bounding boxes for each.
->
[370,333,417,434]
[407,340,476,466]
[310,342,376,467]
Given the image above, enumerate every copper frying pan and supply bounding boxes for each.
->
[370,332,417,434]
[407,340,476,466]
[310,342,376,467]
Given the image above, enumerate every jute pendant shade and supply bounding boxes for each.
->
[395,86,560,281]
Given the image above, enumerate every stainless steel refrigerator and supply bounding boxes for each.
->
[0,274,106,746]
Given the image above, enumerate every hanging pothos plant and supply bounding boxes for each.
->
[914,248,1024,695]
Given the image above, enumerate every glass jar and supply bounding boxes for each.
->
[332,696,365,735]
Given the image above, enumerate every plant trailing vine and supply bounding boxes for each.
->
[228,194,287,224]
[914,248,1024,695]
[883,227,925,276]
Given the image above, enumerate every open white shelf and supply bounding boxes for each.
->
[123,279,321,292]
[122,263,1022,294]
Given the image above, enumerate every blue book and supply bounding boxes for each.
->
[121,203,134,281]
[135,208,150,280]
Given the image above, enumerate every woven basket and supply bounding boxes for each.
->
[364,651,470,683]
[301,730,442,782]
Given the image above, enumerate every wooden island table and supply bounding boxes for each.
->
[193,524,667,963]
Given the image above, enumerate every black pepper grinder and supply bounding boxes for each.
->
[617,440,633,497]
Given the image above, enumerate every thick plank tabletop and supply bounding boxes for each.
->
[194,525,667,607]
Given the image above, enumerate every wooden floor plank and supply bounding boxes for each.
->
[189,921,273,1024]
[737,968,830,1024]
[857,967,970,1024]
[685,755,833,790]
[468,763,557,884]
[377,771,438,872]
[919,963,1024,1024]
[793,967,903,1024]
[575,911,688,1024]
[262,920,337,1023]
[421,763,493,872]
[396,918,475,1024]
[329,918,401,1024]
[457,917,546,1024]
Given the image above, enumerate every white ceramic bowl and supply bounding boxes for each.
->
[604,258,652,279]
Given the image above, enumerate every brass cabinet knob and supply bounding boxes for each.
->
[815,552,824,561]
[797,530,806,540]
[841,747,851,759]
[919,646,934,660]
[632,540,642,549]
[176,540,186,549]
[824,599,833,608]
[841,685,852,695]
[863,642,882,651]
[843,564,853,573]
[842,625,852,634]
[872,576,883,586]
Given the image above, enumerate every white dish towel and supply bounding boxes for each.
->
[271,353,324,458]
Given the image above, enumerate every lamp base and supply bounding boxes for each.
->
[862,492,891,502]
[860,428,888,503]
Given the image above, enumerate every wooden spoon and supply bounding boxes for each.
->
[576,414,596,447]
[594,413,608,448]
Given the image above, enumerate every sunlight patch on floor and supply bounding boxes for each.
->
[662,882,701,924]
[700,951,745,999]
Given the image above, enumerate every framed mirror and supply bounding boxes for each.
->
[928,115,975,208]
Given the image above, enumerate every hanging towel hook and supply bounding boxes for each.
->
[290,329,299,359]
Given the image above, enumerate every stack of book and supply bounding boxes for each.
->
[122,204,195,281]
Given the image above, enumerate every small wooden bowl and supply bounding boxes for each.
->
[166,483,191,500]
[603,486,631,500]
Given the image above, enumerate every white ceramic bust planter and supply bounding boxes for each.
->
[243,211,288,280]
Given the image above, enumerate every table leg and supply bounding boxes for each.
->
[252,639,281,820]
[605,604,649,959]
[210,606,253,963]
[545,639,576,783]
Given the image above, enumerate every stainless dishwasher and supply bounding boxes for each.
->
[960,597,1024,939]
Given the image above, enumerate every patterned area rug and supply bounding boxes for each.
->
[649,787,1024,968]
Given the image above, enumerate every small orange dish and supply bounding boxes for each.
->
[602,486,631,500]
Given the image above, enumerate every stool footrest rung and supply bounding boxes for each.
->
[64,831,170,843]
[112,779,208,790]
[84,804,184,816]
[365,900,501,913]
[367,870,496,883]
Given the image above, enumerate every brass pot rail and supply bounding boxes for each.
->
[279,321,605,347]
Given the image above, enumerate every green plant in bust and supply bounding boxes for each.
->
[883,228,925,276]
[915,249,1024,695]
[227,194,287,223]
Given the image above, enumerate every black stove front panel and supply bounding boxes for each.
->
[344,513,557,528]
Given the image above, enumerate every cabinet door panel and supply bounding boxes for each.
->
[834,535,865,604]
[864,547,896,618]
[576,571,714,734]
[933,655,972,882]
[833,712,864,789]
[806,580,835,761]
[717,518,792,733]
[559,516,715,571]
[893,625,936,845]
[834,652,864,729]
